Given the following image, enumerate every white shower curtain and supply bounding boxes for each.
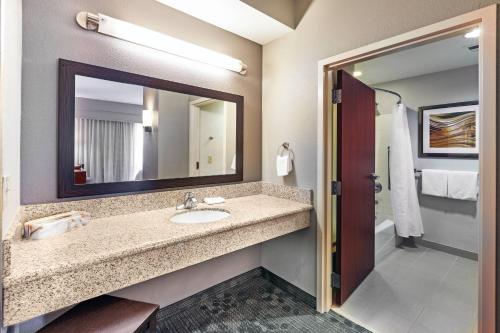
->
[75,118,143,183]
[389,104,424,237]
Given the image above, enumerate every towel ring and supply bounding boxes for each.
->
[277,142,295,160]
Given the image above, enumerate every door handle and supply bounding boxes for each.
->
[375,182,383,193]
[369,173,379,180]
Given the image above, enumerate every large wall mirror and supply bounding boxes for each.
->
[58,59,243,197]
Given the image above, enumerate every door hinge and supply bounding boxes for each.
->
[332,89,342,104]
[331,272,341,289]
[196,161,200,170]
[331,181,342,196]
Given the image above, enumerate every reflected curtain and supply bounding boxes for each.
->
[75,118,143,183]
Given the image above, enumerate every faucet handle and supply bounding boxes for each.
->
[183,192,197,209]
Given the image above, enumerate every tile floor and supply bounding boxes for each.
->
[157,269,371,332]
[335,246,478,333]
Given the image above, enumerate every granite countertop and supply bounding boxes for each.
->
[4,194,312,287]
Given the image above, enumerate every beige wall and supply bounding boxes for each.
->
[261,0,500,297]
[21,0,262,204]
[0,0,22,233]
[241,0,296,28]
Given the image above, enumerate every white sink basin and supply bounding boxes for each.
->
[170,209,230,224]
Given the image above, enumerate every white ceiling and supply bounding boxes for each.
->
[154,0,294,45]
[75,76,143,105]
[355,34,479,85]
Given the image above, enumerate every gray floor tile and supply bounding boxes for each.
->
[364,310,413,333]
[446,258,478,286]
[376,286,426,321]
[351,272,392,297]
[375,248,427,280]
[427,286,477,318]
[413,248,457,279]
[415,305,476,333]
[336,298,376,328]
[380,247,427,268]
[339,246,478,333]
[381,267,443,306]
[407,323,438,333]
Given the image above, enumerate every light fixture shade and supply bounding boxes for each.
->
[92,13,247,74]
[143,109,154,132]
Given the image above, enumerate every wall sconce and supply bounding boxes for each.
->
[75,12,247,74]
[143,109,154,132]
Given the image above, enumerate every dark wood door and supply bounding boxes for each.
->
[335,70,376,305]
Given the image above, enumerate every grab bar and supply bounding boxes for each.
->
[387,146,420,191]
[387,146,391,190]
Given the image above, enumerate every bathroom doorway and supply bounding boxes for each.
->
[335,33,480,332]
[188,98,237,177]
[317,5,496,333]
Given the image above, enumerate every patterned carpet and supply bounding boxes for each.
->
[157,268,370,333]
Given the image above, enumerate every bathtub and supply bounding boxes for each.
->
[375,219,396,265]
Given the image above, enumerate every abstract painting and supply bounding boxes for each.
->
[419,101,479,158]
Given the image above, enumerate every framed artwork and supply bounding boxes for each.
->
[418,101,479,159]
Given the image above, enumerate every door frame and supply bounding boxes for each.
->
[189,98,230,177]
[316,5,497,333]
[188,97,208,177]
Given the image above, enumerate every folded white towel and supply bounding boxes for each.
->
[29,218,71,240]
[276,153,293,177]
[422,169,448,197]
[204,197,225,205]
[447,171,478,201]
[24,211,91,240]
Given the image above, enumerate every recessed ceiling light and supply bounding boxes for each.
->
[353,71,363,77]
[465,28,480,39]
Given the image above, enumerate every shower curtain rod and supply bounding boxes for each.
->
[372,87,402,104]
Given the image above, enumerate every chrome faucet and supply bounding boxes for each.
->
[177,192,197,210]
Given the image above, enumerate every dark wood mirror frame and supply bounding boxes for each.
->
[58,59,244,198]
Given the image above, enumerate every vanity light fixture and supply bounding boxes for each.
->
[75,12,247,75]
[465,28,480,38]
[142,109,154,132]
[353,71,363,77]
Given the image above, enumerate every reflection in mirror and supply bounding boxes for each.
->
[73,76,237,185]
